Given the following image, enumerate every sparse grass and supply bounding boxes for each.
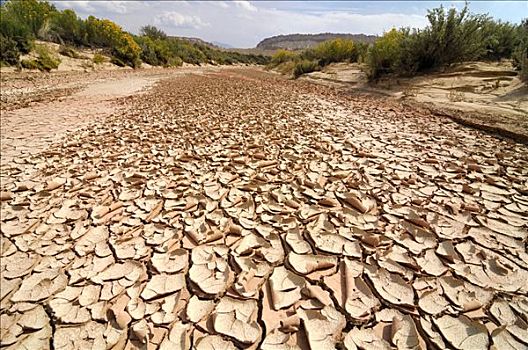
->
[20,45,61,71]
[293,60,320,78]
[110,56,126,67]
[59,45,81,58]
[448,89,465,102]
[20,59,40,70]
[35,44,61,71]
[92,53,106,64]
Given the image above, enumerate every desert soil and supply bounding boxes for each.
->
[1,67,527,350]
[304,61,528,143]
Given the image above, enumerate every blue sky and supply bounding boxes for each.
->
[52,1,528,48]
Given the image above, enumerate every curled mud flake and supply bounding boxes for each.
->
[438,276,493,311]
[49,296,91,324]
[0,191,13,201]
[8,325,52,350]
[110,236,151,260]
[188,245,233,296]
[344,327,391,350]
[268,266,305,310]
[159,321,191,350]
[306,214,362,258]
[131,319,149,344]
[506,323,528,345]
[489,300,518,326]
[436,240,460,262]
[233,267,267,299]
[0,220,38,237]
[140,273,185,300]
[285,227,312,254]
[298,305,346,350]
[391,315,426,350]
[337,192,375,214]
[417,287,451,315]
[74,226,109,256]
[491,327,527,350]
[108,293,132,330]
[45,177,66,191]
[419,316,447,349]
[11,270,67,302]
[151,248,188,274]
[476,216,527,240]
[90,260,146,286]
[212,296,261,345]
[193,335,237,350]
[364,264,414,307]
[1,251,37,278]
[78,284,101,306]
[17,305,49,330]
[118,188,142,201]
[185,295,215,323]
[287,252,337,276]
[150,290,189,325]
[0,314,23,346]
[434,315,489,350]
[415,249,448,276]
[343,263,380,321]
[261,329,302,350]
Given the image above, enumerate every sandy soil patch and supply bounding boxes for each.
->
[302,61,528,142]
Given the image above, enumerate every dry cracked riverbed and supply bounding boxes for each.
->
[1,67,528,350]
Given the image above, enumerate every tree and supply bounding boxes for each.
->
[1,0,56,37]
[140,25,167,40]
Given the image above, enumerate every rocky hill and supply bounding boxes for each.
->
[257,33,378,50]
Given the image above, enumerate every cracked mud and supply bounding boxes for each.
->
[1,68,527,349]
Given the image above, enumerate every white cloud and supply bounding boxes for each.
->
[233,1,258,12]
[55,1,96,14]
[214,1,230,9]
[154,11,209,29]
[54,1,131,14]
[97,1,130,14]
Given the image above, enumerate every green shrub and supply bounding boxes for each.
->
[92,53,105,64]
[20,58,39,69]
[59,45,81,58]
[110,56,125,67]
[482,20,520,60]
[366,28,405,79]
[50,9,85,45]
[0,8,33,55]
[1,0,56,38]
[169,56,183,67]
[355,42,370,63]
[136,36,171,66]
[270,49,298,67]
[139,25,167,41]
[513,19,528,81]
[293,59,319,78]
[113,33,141,68]
[0,33,20,65]
[35,44,60,71]
[419,5,489,67]
[310,38,358,66]
[365,4,521,80]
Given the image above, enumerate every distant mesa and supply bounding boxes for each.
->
[256,33,378,50]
